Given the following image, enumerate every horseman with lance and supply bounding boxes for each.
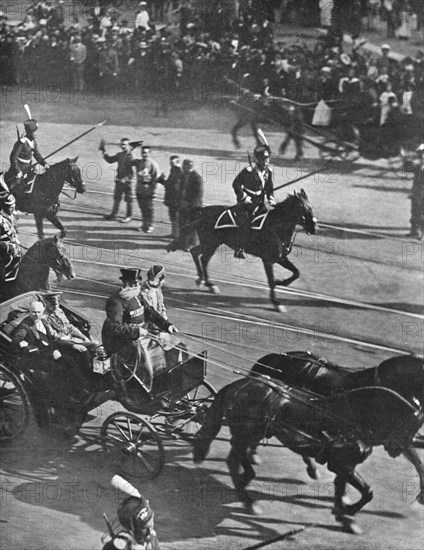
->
[0,194,21,294]
[232,130,276,259]
[1,104,50,194]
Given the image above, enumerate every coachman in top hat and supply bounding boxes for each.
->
[1,105,50,194]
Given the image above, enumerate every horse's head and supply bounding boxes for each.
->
[66,156,86,194]
[291,189,317,235]
[42,235,76,282]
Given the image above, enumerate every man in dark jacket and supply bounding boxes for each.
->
[158,155,183,238]
[178,159,204,251]
[101,138,136,223]
[406,144,424,239]
[102,268,177,393]
[279,104,304,160]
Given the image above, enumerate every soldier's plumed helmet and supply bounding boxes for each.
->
[24,119,38,134]
[3,195,16,207]
[254,144,271,159]
[118,496,153,543]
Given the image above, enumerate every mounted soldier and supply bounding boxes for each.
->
[232,131,276,259]
[0,195,21,294]
[1,104,50,195]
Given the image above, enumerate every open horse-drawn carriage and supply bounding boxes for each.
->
[0,292,215,480]
[227,76,423,164]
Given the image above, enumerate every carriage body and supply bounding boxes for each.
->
[0,291,214,479]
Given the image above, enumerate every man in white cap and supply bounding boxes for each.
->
[0,195,21,293]
[406,144,424,239]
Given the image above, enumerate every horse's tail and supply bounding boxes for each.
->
[193,384,228,464]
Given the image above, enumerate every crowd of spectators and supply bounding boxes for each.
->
[0,0,422,124]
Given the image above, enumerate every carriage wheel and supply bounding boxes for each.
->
[101,412,165,481]
[0,363,30,441]
[152,381,217,441]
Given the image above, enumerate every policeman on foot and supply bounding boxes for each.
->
[232,140,275,259]
[2,105,49,194]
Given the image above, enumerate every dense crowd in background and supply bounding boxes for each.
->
[0,0,422,120]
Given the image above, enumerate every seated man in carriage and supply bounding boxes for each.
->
[0,105,49,195]
[102,268,178,397]
[232,139,276,259]
[43,291,98,376]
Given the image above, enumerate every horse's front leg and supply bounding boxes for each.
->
[262,260,286,312]
[46,211,67,239]
[403,446,424,505]
[34,213,45,240]
[333,469,373,534]
[227,440,261,514]
[275,255,300,287]
[231,119,245,149]
[197,241,220,294]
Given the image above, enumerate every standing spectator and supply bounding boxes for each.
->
[158,155,183,238]
[279,104,304,160]
[178,159,204,251]
[70,35,86,92]
[379,81,397,125]
[136,2,151,31]
[133,146,160,233]
[406,144,424,239]
[383,0,397,38]
[101,138,136,223]
[99,39,119,89]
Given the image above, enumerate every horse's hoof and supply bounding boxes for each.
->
[306,465,320,480]
[244,502,263,515]
[210,285,220,294]
[195,278,205,287]
[274,303,287,313]
[333,511,363,535]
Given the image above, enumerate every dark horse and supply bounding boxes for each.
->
[0,157,85,239]
[0,235,75,302]
[169,191,316,311]
[250,351,424,499]
[193,377,423,533]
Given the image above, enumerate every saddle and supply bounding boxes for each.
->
[214,206,269,231]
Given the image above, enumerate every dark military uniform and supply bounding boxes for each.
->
[409,159,424,238]
[4,135,47,192]
[103,150,135,219]
[232,161,275,257]
[0,206,21,288]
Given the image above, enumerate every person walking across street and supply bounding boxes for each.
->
[279,104,304,160]
[100,137,138,223]
[157,155,183,238]
[132,145,161,233]
[406,144,424,239]
[178,159,204,251]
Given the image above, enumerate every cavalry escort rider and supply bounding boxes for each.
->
[232,143,276,259]
[1,105,50,194]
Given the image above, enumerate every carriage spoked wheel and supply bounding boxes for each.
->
[149,381,217,441]
[101,412,165,481]
[0,363,31,441]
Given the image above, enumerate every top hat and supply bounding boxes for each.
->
[119,268,142,282]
